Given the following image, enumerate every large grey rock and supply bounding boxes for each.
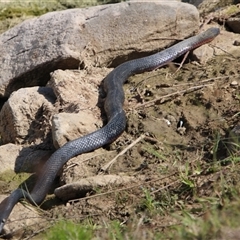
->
[0,2,199,97]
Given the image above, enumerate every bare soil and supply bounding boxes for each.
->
[0,1,239,240]
[0,27,240,240]
[38,53,240,239]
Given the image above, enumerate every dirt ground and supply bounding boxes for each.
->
[29,51,239,239]
[0,31,239,239]
[0,8,240,238]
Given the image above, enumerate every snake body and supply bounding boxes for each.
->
[0,27,219,233]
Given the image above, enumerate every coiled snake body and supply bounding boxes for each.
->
[0,27,219,232]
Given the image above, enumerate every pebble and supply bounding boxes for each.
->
[230,80,238,87]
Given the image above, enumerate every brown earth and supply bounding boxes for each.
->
[27,53,239,239]
[0,25,240,240]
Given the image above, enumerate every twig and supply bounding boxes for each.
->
[171,75,232,87]
[99,134,145,173]
[211,44,237,59]
[135,83,213,109]
[22,220,51,240]
[150,179,180,194]
[176,51,190,72]
[136,87,144,104]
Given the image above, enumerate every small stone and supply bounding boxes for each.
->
[166,114,177,124]
[230,80,238,87]
[233,40,240,46]
[176,126,186,135]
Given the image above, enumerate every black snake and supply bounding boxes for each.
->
[0,27,220,233]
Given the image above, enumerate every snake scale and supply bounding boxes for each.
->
[0,27,220,233]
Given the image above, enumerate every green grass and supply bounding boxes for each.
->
[172,200,240,240]
[0,0,125,33]
[45,220,94,240]
[0,0,125,19]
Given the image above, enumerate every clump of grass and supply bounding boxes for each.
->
[140,188,159,213]
[107,220,125,240]
[0,0,124,21]
[0,0,124,33]
[171,199,240,240]
[45,220,94,240]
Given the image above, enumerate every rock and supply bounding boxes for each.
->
[0,144,22,174]
[0,143,52,174]
[192,27,219,63]
[227,17,240,34]
[0,2,199,97]
[0,195,43,239]
[0,86,56,145]
[54,174,138,201]
[49,69,106,148]
[233,40,240,46]
[49,69,106,106]
[230,80,238,87]
[52,112,99,149]
[0,68,106,173]
[197,24,240,59]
